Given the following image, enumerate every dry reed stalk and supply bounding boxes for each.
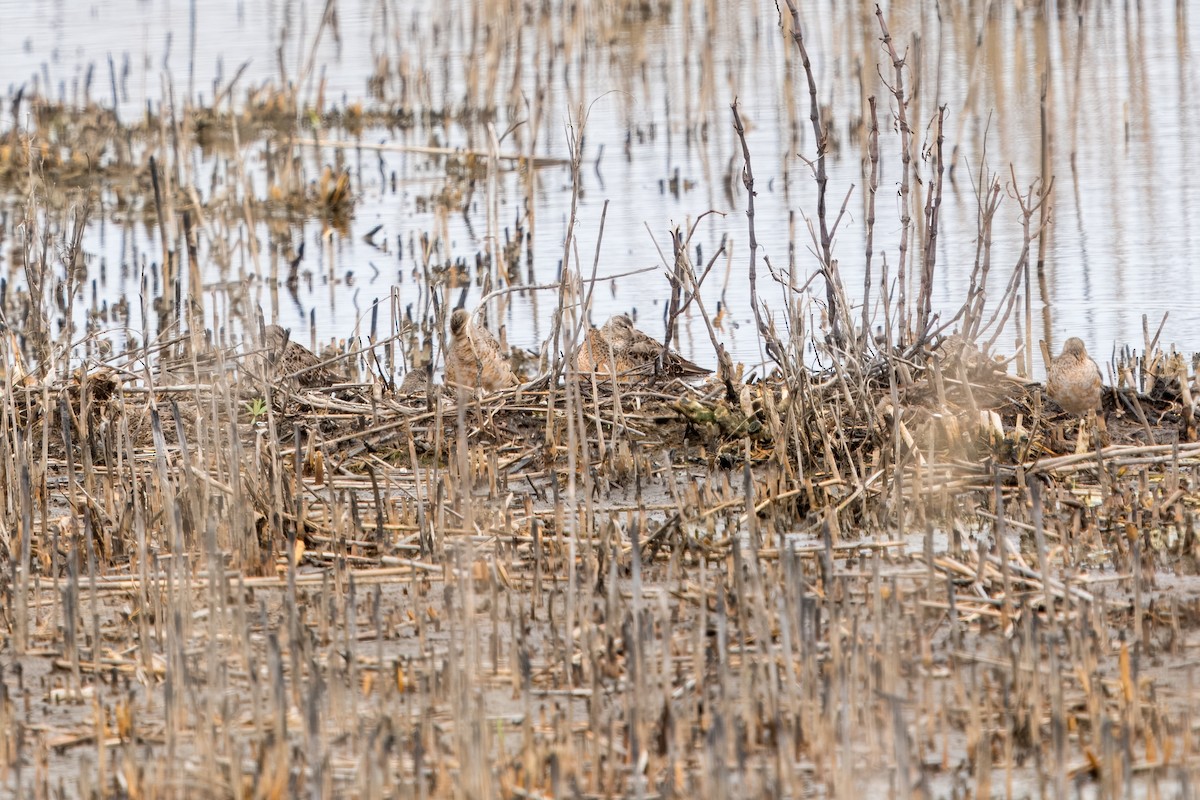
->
[862,96,880,349]
[876,5,914,348]
[782,0,840,343]
[917,105,946,343]
[729,99,779,367]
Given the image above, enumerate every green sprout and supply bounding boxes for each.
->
[246,397,268,424]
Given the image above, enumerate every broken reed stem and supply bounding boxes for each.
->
[1036,69,1055,358]
[573,199,611,350]
[877,5,914,348]
[782,0,839,342]
[545,104,587,447]
[963,161,1003,344]
[664,226,685,352]
[730,99,780,364]
[862,96,880,349]
[916,105,946,345]
[982,170,1054,359]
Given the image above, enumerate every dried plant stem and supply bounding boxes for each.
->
[730,99,778,363]
[877,5,914,348]
[917,105,946,343]
[863,96,880,348]
[783,0,839,341]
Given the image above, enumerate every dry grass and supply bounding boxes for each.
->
[0,2,1199,799]
[2,249,1200,797]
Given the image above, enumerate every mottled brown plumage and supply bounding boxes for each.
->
[575,325,620,375]
[263,325,343,389]
[399,363,431,395]
[1047,337,1102,415]
[443,309,519,391]
[576,314,709,379]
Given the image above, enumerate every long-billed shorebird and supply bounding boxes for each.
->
[1047,337,1102,416]
[443,308,519,391]
[399,362,431,395]
[576,314,709,379]
[263,325,342,388]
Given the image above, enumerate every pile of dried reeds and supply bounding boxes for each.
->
[2,2,1200,798]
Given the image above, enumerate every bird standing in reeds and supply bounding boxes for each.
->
[1046,337,1102,416]
[443,308,519,391]
[576,314,709,378]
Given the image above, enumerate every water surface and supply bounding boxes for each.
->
[2,0,1197,378]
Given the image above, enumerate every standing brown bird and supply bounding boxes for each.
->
[1047,337,1103,415]
[443,309,519,391]
[263,325,344,388]
[576,314,709,378]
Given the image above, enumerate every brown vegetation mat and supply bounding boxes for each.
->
[1,330,1199,798]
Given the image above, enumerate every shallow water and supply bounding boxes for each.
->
[3,0,1199,378]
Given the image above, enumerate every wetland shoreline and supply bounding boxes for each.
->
[2,1,1200,797]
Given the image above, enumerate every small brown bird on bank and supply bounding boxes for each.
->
[1047,337,1102,415]
[576,314,709,378]
[443,308,519,391]
[263,325,343,388]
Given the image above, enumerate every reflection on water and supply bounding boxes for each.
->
[1,0,1198,377]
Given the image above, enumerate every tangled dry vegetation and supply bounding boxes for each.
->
[2,262,1200,798]
[3,2,1200,799]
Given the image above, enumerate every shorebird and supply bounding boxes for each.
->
[576,324,620,376]
[443,308,519,391]
[263,325,342,389]
[399,362,431,394]
[576,314,709,379]
[1046,337,1102,415]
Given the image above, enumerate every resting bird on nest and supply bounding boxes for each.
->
[576,314,709,379]
[1046,337,1102,415]
[399,362,431,395]
[443,308,519,391]
[263,325,343,389]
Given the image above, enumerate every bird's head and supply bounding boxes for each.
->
[607,314,635,335]
[1061,337,1088,357]
[264,324,289,351]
